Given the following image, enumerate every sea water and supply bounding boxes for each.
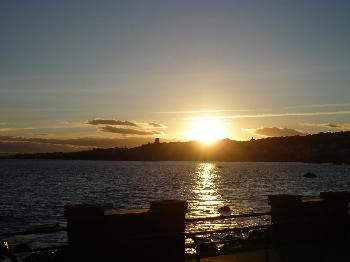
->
[0,159,349,248]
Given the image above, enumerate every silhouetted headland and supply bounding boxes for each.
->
[3,131,350,164]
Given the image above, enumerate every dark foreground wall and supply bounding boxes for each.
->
[268,192,350,244]
[65,200,188,262]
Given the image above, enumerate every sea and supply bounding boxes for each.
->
[0,159,349,249]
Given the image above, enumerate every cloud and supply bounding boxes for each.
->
[0,122,90,132]
[0,136,97,147]
[0,127,39,132]
[155,109,247,114]
[87,119,166,136]
[246,127,308,137]
[184,110,350,120]
[0,135,162,147]
[87,119,139,127]
[285,103,350,109]
[0,135,169,155]
[99,126,161,136]
[0,141,84,155]
[324,123,341,128]
[148,122,167,128]
[301,122,350,129]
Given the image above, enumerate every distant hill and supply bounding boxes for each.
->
[3,131,350,163]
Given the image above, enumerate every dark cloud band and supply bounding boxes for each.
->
[253,127,307,137]
[99,126,161,136]
[87,119,139,127]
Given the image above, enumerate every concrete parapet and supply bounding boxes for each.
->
[65,200,187,261]
[268,192,349,245]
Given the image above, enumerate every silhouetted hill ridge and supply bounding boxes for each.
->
[4,131,350,163]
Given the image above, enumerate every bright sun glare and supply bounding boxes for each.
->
[188,118,225,144]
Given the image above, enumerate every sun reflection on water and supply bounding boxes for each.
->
[190,163,224,217]
[187,163,264,234]
[186,162,237,242]
[185,163,270,256]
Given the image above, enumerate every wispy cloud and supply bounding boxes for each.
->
[0,127,40,132]
[301,122,350,130]
[0,141,86,155]
[148,122,167,128]
[99,126,161,136]
[184,110,350,120]
[0,121,89,133]
[87,119,139,127]
[0,135,163,148]
[285,103,350,109]
[87,118,166,137]
[0,135,99,147]
[245,127,308,137]
[0,135,166,154]
[156,109,247,114]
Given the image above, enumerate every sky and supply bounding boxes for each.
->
[1,0,350,154]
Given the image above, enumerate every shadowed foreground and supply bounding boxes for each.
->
[2,193,349,262]
[199,243,349,262]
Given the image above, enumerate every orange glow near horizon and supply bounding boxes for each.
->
[187,118,226,144]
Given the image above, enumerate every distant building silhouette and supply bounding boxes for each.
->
[154,138,160,144]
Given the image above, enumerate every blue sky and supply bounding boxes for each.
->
[1,0,350,153]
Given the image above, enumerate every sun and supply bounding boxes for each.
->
[188,118,225,144]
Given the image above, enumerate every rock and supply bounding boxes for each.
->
[303,172,317,178]
[218,206,231,216]
[12,243,31,253]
